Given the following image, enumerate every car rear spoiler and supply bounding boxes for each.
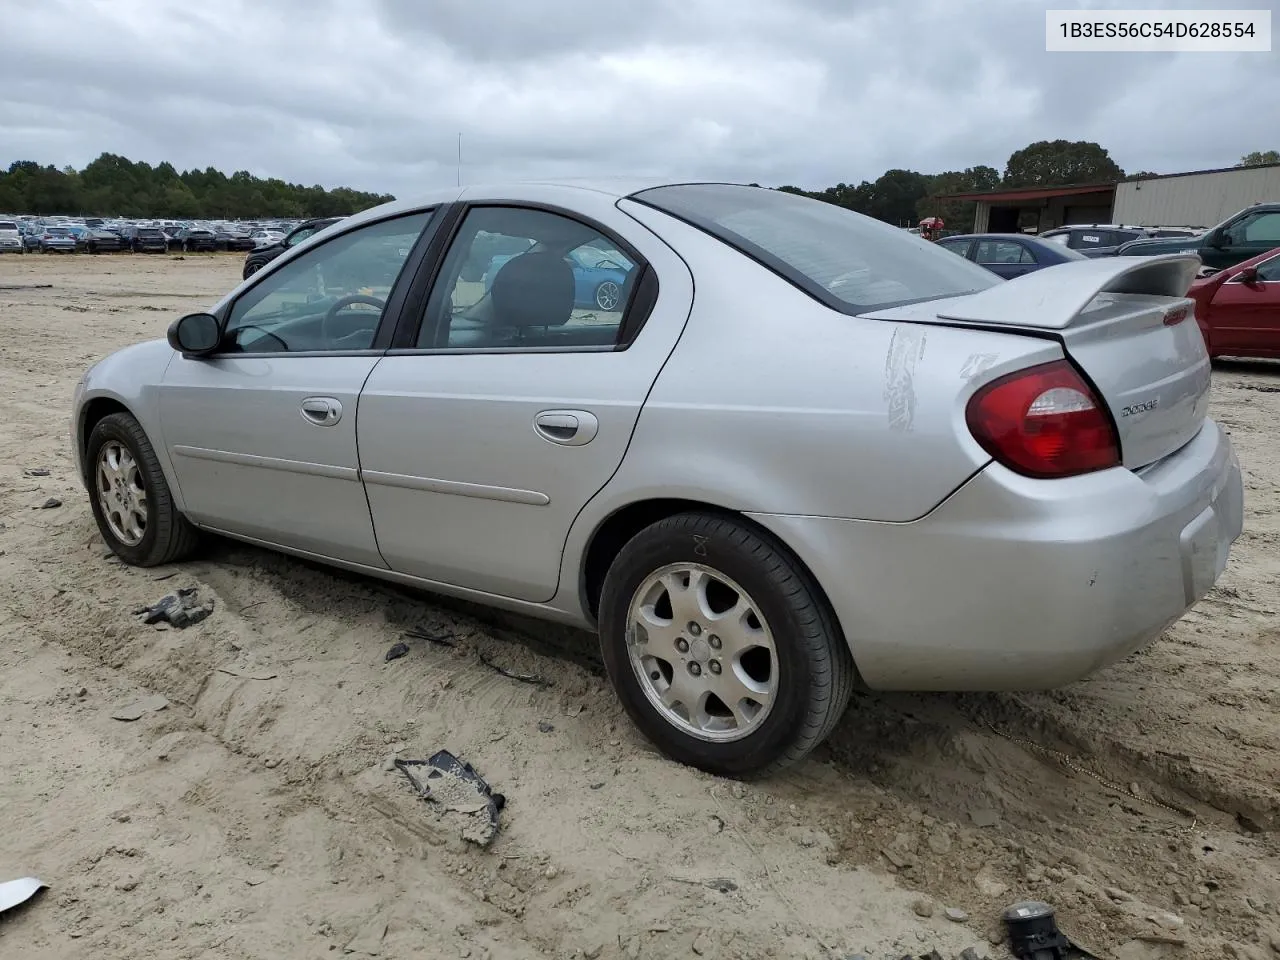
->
[935,253,1202,331]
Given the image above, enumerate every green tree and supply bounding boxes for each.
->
[0,151,396,217]
[916,165,1000,230]
[1239,150,1280,167]
[1002,140,1123,187]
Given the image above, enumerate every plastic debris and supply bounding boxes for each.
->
[477,651,550,687]
[395,749,505,847]
[0,877,47,914]
[37,498,61,509]
[134,587,213,629]
[402,627,455,648]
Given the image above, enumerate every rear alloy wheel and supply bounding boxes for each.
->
[594,280,621,311]
[243,260,262,279]
[599,512,854,778]
[86,412,199,567]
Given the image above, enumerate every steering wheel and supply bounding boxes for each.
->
[322,293,385,346]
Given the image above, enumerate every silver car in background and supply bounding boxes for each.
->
[71,181,1243,777]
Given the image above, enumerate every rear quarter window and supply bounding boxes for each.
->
[631,183,999,313]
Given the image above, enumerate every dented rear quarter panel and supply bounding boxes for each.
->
[600,204,1066,522]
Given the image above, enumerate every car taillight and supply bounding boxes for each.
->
[965,360,1120,479]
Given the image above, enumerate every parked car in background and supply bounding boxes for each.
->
[1186,246,1280,359]
[162,227,183,251]
[937,232,1087,278]
[38,226,78,253]
[241,216,344,278]
[126,225,170,253]
[22,226,42,251]
[176,227,219,252]
[0,219,23,254]
[215,226,256,252]
[1118,203,1280,271]
[250,228,285,249]
[1039,224,1149,257]
[483,242,635,311]
[83,227,125,253]
[71,180,1242,777]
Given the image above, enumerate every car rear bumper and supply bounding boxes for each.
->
[749,418,1243,691]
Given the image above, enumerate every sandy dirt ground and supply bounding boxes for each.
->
[1,253,1278,960]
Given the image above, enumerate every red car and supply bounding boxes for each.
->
[1187,247,1280,359]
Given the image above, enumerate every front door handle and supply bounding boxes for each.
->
[534,409,599,446]
[300,396,342,426]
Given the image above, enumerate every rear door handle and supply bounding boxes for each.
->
[300,396,342,426]
[534,410,599,446]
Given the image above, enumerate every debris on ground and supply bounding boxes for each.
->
[133,586,213,629]
[36,497,61,509]
[111,694,169,721]
[215,667,278,681]
[22,468,51,477]
[0,877,47,914]
[384,641,410,662]
[395,750,505,847]
[478,650,550,687]
[537,721,555,733]
[402,627,454,648]
[1004,900,1092,960]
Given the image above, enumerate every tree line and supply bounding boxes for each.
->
[3,143,1274,226]
[0,152,394,219]
[778,141,1278,230]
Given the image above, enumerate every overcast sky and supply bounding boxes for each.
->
[1,0,1276,197]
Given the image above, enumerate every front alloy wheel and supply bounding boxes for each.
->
[85,412,199,566]
[96,441,147,545]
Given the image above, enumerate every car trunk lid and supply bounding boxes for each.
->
[863,254,1211,470]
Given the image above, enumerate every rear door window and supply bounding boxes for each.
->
[631,183,998,313]
[975,240,1035,264]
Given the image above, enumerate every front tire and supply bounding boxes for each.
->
[598,512,854,778]
[85,413,199,567]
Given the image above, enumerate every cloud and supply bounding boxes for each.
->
[0,0,1274,198]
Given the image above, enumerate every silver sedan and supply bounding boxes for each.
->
[72,181,1244,776]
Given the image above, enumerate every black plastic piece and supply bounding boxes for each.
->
[1004,901,1071,960]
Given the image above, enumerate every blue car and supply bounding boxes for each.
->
[936,232,1087,280]
[485,244,634,311]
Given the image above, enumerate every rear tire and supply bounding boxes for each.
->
[598,511,854,778]
[85,412,199,567]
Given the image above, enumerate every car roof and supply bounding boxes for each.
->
[333,179,744,232]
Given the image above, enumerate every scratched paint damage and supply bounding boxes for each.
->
[959,353,1001,380]
[883,326,926,431]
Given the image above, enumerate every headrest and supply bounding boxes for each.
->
[491,250,574,328]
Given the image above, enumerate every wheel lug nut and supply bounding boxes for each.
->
[709,660,721,675]
[687,622,702,636]
[688,662,701,677]
[709,635,721,650]
[675,638,689,653]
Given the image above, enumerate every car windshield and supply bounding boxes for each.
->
[47,227,71,236]
[632,183,1000,312]
[0,221,17,230]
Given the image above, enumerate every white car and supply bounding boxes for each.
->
[251,229,285,249]
[0,219,24,253]
[71,181,1243,775]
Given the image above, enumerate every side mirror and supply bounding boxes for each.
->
[167,313,221,357]
[1207,228,1228,249]
[1236,266,1260,284]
